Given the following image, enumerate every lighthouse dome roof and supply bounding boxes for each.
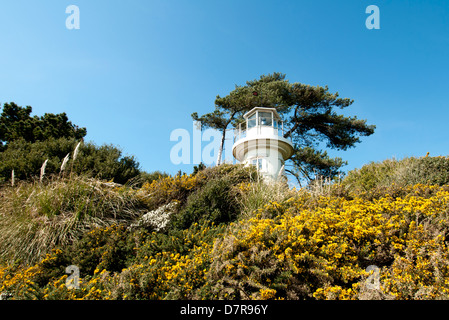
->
[243,107,281,120]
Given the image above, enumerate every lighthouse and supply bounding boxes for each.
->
[232,107,294,181]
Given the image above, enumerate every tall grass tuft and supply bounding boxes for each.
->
[70,140,82,177]
[39,159,48,183]
[307,175,333,198]
[0,176,148,265]
[73,141,81,162]
[60,153,70,173]
[237,180,295,218]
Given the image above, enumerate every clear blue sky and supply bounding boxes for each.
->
[1,1,448,177]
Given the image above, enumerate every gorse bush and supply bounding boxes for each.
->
[138,172,204,211]
[138,164,258,212]
[406,156,449,186]
[209,184,449,300]
[3,180,449,300]
[0,221,224,300]
[0,164,258,267]
[172,177,239,230]
[171,164,259,229]
[3,159,449,300]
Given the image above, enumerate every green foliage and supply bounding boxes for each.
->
[289,147,346,184]
[172,177,239,229]
[236,180,295,218]
[136,220,225,261]
[71,142,141,184]
[342,156,449,198]
[0,176,148,265]
[203,163,259,183]
[192,162,206,175]
[342,158,399,193]
[0,102,86,150]
[192,73,375,183]
[0,137,76,181]
[61,225,138,277]
[137,170,170,186]
[406,156,449,186]
[0,137,142,184]
[139,163,258,213]
[4,162,449,300]
[0,164,256,266]
[0,102,143,185]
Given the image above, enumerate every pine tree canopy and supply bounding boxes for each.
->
[192,72,376,184]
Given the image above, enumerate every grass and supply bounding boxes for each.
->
[237,179,296,218]
[0,163,258,267]
[341,156,449,195]
[0,175,148,265]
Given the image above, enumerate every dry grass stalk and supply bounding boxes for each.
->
[237,180,293,218]
[60,153,70,172]
[39,159,48,183]
[73,141,82,162]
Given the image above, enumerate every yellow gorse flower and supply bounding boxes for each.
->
[2,183,449,300]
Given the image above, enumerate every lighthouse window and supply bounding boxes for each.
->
[251,158,264,171]
[259,112,272,127]
[248,114,256,129]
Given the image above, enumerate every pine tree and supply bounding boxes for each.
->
[193,73,375,184]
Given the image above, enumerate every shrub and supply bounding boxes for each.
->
[136,170,170,187]
[72,142,141,184]
[406,156,449,186]
[137,164,258,214]
[137,173,204,212]
[3,184,449,300]
[58,224,139,277]
[342,158,403,193]
[342,156,449,198]
[129,202,177,232]
[107,221,224,300]
[0,137,76,181]
[0,137,142,184]
[7,154,449,301]
[200,163,259,184]
[0,221,224,300]
[208,185,449,300]
[172,177,239,230]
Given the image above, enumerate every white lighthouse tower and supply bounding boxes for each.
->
[232,107,294,181]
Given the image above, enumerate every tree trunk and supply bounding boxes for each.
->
[216,113,237,166]
[216,129,226,165]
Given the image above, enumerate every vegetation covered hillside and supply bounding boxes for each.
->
[2,156,449,300]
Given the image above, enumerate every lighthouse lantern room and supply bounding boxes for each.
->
[232,107,294,181]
